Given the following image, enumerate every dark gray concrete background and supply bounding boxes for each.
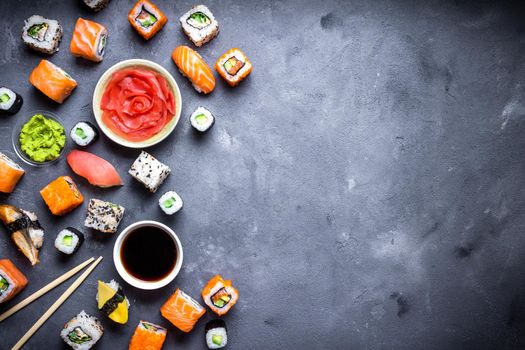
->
[1,0,525,349]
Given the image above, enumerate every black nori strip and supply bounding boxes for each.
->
[205,319,227,333]
[100,286,125,315]
[0,89,23,115]
[6,215,32,235]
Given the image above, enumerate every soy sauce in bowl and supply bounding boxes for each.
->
[120,225,177,282]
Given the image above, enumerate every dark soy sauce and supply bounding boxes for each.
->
[121,226,177,282]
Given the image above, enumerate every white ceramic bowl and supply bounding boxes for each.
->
[93,59,182,148]
[113,221,183,290]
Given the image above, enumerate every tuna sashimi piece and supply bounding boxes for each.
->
[67,150,123,188]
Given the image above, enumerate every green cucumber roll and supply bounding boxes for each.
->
[205,319,227,349]
[0,87,23,116]
[159,190,183,215]
[190,106,215,132]
[54,227,84,255]
[70,121,99,147]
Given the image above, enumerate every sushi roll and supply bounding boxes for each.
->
[190,106,215,132]
[205,319,228,349]
[82,0,111,12]
[0,259,28,304]
[129,151,171,193]
[97,280,129,324]
[201,275,239,316]
[21,209,45,249]
[0,204,41,265]
[60,311,103,350]
[159,191,183,215]
[128,0,168,40]
[0,87,23,115]
[22,15,63,54]
[129,320,167,350]
[216,48,253,87]
[70,121,99,147]
[29,59,77,104]
[179,5,219,47]
[172,45,215,94]
[55,227,84,255]
[0,152,24,194]
[160,288,206,333]
[70,18,108,62]
[40,176,84,216]
[84,198,125,233]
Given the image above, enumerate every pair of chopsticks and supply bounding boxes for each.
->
[0,256,103,350]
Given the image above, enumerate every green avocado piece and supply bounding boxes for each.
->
[0,93,10,103]
[67,327,92,344]
[163,197,177,208]
[62,235,73,247]
[0,277,9,294]
[75,127,87,140]
[212,334,223,346]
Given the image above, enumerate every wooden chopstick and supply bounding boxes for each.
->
[11,256,103,350]
[0,257,95,323]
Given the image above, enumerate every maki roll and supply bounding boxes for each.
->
[70,18,108,63]
[84,199,125,233]
[190,106,215,132]
[70,122,99,147]
[128,0,168,40]
[40,176,84,216]
[0,259,28,304]
[201,275,239,316]
[180,5,219,47]
[129,320,167,350]
[55,227,84,255]
[60,311,103,350]
[0,152,25,194]
[97,280,129,324]
[22,15,63,55]
[216,48,253,87]
[0,87,23,115]
[205,319,228,349]
[160,288,206,333]
[129,151,171,193]
[82,0,111,12]
[159,191,183,215]
[29,60,77,104]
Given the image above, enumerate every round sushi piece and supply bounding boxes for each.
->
[60,310,103,350]
[22,15,63,55]
[70,121,99,147]
[190,106,215,132]
[205,319,227,349]
[0,87,23,115]
[159,191,183,215]
[55,227,84,255]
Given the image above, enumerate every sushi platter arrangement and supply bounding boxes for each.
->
[0,0,251,348]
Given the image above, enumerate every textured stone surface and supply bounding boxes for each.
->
[1,0,525,349]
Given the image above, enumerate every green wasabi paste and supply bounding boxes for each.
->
[19,114,65,162]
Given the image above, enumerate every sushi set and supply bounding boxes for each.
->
[0,0,251,348]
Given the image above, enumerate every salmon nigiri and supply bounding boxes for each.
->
[29,59,77,103]
[70,18,108,62]
[160,288,206,333]
[171,45,215,94]
[67,150,123,188]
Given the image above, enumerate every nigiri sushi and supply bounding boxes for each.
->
[171,46,215,94]
[128,0,167,40]
[0,152,24,194]
[0,205,40,265]
[129,320,167,350]
[67,150,123,188]
[70,18,108,62]
[201,275,239,316]
[0,259,28,303]
[216,48,252,87]
[160,288,206,333]
[29,59,77,103]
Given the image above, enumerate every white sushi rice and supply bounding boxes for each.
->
[0,269,15,304]
[22,15,63,54]
[60,311,103,350]
[82,0,110,12]
[206,327,227,349]
[216,49,252,85]
[70,122,97,146]
[84,199,125,233]
[159,191,183,215]
[54,229,80,254]
[129,151,171,193]
[190,106,215,132]
[21,210,44,248]
[180,5,219,47]
[0,88,16,111]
